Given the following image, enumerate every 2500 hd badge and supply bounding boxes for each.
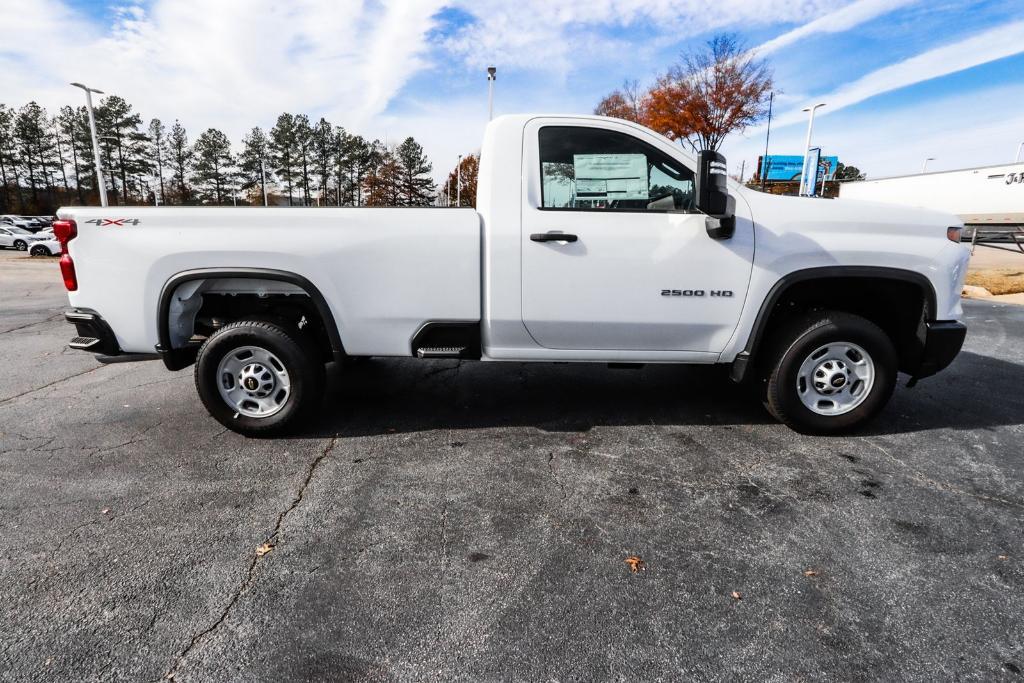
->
[661,289,734,297]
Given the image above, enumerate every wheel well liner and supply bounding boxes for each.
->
[732,266,937,382]
[156,268,345,370]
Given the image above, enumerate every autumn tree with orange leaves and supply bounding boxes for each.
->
[595,34,773,153]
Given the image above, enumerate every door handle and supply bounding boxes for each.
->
[530,232,578,243]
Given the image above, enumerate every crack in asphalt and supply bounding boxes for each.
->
[863,438,1024,512]
[0,364,104,406]
[0,312,63,336]
[160,435,339,680]
[548,451,568,499]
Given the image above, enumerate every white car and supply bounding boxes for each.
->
[56,113,970,436]
[0,225,51,251]
[0,215,39,231]
[29,239,61,257]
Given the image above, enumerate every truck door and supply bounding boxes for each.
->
[520,121,754,352]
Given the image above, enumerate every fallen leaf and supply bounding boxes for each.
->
[255,542,274,557]
[100,508,110,515]
[998,555,1009,561]
[624,555,645,573]
[731,590,742,600]
[803,569,818,577]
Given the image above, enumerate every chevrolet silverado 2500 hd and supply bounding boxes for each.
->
[55,115,969,435]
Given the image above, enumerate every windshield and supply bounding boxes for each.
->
[9,227,31,235]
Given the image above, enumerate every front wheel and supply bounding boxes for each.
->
[29,244,51,256]
[13,240,27,251]
[195,320,325,436]
[763,311,897,434]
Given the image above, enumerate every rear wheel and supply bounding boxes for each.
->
[195,320,324,436]
[13,240,27,251]
[763,311,897,434]
[29,244,51,256]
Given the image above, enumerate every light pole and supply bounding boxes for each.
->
[799,102,826,196]
[922,157,935,173]
[70,82,108,207]
[456,154,462,207]
[487,66,496,121]
[1016,142,1024,164]
[761,91,773,192]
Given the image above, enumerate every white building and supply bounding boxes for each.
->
[839,163,1024,228]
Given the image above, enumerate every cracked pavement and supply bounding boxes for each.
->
[1,251,1023,680]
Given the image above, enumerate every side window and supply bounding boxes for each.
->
[539,126,694,212]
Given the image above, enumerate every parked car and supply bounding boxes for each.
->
[0,225,52,250]
[55,114,970,436]
[29,238,61,256]
[0,215,40,232]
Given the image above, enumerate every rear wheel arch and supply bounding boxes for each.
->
[733,266,937,382]
[157,268,345,370]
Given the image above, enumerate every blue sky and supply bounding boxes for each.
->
[2,0,1023,182]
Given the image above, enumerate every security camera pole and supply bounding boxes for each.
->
[70,82,108,207]
[487,66,497,121]
[799,102,826,196]
[1016,142,1024,164]
[922,157,935,173]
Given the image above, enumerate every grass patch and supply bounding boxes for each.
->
[965,269,1024,295]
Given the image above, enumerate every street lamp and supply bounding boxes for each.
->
[1016,142,1024,164]
[487,66,497,122]
[922,157,935,173]
[70,82,108,207]
[799,102,826,196]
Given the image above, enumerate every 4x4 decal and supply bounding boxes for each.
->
[83,218,140,226]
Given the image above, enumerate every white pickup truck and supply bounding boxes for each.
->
[55,115,969,435]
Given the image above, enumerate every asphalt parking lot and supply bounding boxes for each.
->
[1,250,1022,681]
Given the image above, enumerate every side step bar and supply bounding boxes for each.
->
[417,346,466,359]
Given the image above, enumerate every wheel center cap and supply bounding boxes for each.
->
[830,375,846,388]
[238,363,275,397]
[244,377,259,390]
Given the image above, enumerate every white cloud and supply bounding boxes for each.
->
[722,82,1024,180]
[752,0,920,56]
[0,0,445,142]
[771,19,1024,127]
[441,0,841,72]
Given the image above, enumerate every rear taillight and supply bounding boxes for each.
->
[53,219,78,291]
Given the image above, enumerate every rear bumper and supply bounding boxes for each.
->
[914,320,966,379]
[65,309,121,355]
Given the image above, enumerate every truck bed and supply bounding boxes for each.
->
[58,206,482,356]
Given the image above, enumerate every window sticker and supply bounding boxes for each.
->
[573,154,648,201]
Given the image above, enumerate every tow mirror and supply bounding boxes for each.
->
[696,150,735,240]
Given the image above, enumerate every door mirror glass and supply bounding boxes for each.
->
[696,150,735,239]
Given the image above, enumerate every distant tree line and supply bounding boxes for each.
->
[0,97,438,214]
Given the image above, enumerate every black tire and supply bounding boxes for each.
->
[29,244,51,256]
[763,310,897,434]
[13,240,27,251]
[194,320,325,436]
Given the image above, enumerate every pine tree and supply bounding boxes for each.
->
[192,128,235,204]
[167,120,192,203]
[58,106,85,203]
[14,102,55,211]
[395,137,435,206]
[294,114,313,206]
[311,117,335,205]
[0,104,20,212]
[238,127,272,205]
[148,119,168,203]
[269,113,298,206]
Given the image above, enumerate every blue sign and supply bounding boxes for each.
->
[760,154,839,183]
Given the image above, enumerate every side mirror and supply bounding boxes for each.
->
[695,150,735,240]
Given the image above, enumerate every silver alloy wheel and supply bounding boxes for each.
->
[796,341,875,416]
[216,345,291,418]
